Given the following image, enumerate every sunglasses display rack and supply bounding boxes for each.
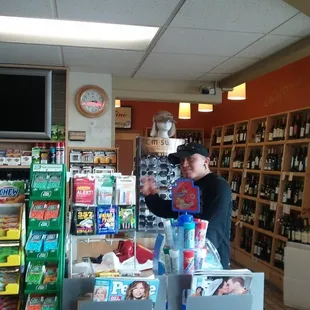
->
[135,137,184,232]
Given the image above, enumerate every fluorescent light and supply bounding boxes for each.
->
[198,104,213,112]
[115,99,121,108]
[178,102,191,119]
[0,16,159,50]
[228,83,246,100]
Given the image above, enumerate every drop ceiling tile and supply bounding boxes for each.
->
[63,47,144,69]
[198,73,230,81]
[171,0,298,33]
[135,68,205,80]
[69,66,135,76]
[0,0,54,18]
[0,42,62,66]
[56,0,180,26]
[153,28,264,56]
[139,53,229,73]
[210,57,260,74]
[271,13,310,37]
[236,34,300,58]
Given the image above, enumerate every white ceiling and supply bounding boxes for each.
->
[0,0,310,82]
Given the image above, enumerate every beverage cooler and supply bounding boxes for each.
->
[135,137,184,232]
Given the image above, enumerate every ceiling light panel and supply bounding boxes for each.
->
[0,16,159,51]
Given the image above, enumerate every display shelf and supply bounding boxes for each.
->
[25,163,66,309]
[0,253,21,267]
[0,165,31,169]
[210,107,310,290]
[0,283,20,295]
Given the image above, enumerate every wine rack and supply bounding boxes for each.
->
[210,108,310,291]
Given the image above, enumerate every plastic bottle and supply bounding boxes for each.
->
[195,220,208,248]
[184,222,195,249]
[183,250,195,274]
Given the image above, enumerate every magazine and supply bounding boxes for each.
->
[190,269,253,297]
[93,277,159,303]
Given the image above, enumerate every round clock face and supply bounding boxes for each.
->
[76,86,109,118]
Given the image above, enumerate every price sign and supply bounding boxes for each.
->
[289,172,294,181]
[283,204,291,214]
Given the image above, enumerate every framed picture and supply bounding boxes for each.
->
[115,107,132,129]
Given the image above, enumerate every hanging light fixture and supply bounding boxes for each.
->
[227,83,246,100]
[178,102,191,119]
[115,99,121,108]
[198,103,213,112]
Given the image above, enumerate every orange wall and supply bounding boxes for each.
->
[118,100,212,138]
[211,55,310,131]
[118,56,310,138]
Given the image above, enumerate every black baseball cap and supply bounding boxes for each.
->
[168,143,209,165]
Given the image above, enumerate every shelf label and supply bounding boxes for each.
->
[33,164,63,172]
[283,204,290,214]
[37,252,48,259]
[41,191,52,198]
[289,172,294,181]
[281,172,286,181]
[39,221,50,228]
[243,170,247,178]
[232,193,237,200]
[36,284,47,291]
[270,202,277,211]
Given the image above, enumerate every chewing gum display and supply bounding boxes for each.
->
[0,180,25,205]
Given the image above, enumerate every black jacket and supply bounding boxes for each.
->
[145,173,232,269]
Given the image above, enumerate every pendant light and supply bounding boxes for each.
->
[178,102,191,119]
[198,103,213,112]
[227,83,246,100]
[115,99,121,108]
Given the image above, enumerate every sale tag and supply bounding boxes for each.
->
[243,170,247,178]
[232,193,237,200]
[270,202,277,211]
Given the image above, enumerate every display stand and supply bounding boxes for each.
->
[62,276,166,310]
[25,163,66,308]
[78,300,153,310]
[0,204,24,308]
[166,273,264,310]
[186,295,253,310]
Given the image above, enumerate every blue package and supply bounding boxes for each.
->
[96,205,118,235]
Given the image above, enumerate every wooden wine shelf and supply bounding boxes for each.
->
[211,107,310,291]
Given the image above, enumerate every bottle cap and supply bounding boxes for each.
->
[183,250,195,258]
[178,214,193,225]
[184,222,195,230]
[197,221,207,230]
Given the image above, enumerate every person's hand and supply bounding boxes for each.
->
[141,176,159,196]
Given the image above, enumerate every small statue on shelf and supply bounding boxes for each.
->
[150,111,176,139]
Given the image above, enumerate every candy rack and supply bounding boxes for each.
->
[25,164,66,309]
[0,204,24,309]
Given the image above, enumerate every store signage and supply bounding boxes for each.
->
[115,107,132,129]
[69,131,86,141]
[141,137,184,154]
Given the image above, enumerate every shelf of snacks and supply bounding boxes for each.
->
[210,107,310,290]
[144,127,204,144]
[25,163,66,308]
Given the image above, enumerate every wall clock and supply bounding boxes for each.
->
[76,85,109,118]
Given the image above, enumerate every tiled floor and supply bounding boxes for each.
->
[230,261,296,310]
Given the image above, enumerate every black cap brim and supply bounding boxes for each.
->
[168,151,195,165]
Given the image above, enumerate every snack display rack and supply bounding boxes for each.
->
[24,163,66,309]
[0,203,24,309]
